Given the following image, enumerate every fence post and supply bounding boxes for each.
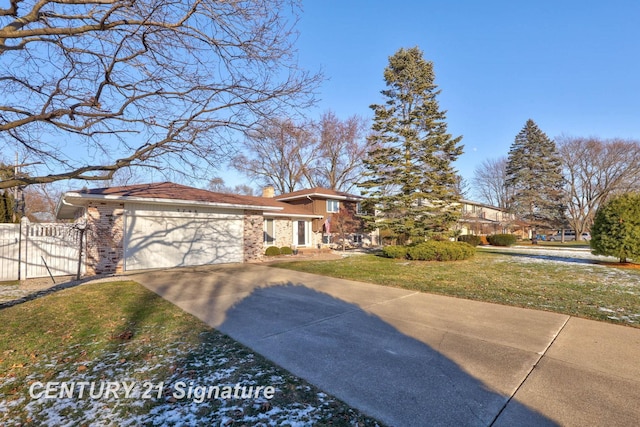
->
[19,217,30,280]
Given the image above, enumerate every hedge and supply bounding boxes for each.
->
[382,245,409,259]
[383,241,475,261]
[280,246,294,255]
[457,235,481,247]
[486,234,517,246]
[265,246,281,256]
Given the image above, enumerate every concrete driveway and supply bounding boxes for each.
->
[131,263,640,426]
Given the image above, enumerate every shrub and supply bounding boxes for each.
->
[279,246,293,255]
[265,246,281,256]
[407,241,475,261]
[487,234,517,246]
[382,245,408,259]
[457,235,481,247]
[591,192,640,263]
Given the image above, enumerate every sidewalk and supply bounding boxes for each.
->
[133,264,640,426]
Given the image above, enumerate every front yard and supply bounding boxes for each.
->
[0,281,382,426]
[272,247,640,327]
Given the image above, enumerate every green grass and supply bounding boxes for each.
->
[0,281,382,426]
[271,250,640,327]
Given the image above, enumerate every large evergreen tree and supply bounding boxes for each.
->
[505,120,565,231]
[358,47,463,242]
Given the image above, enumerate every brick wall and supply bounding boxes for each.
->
[85,202,124,275]
[243,210,264,262]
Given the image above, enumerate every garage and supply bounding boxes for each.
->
[123,203,244,270]
[55,182,279,275]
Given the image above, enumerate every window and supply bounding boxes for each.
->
[356,202,364,214]
[264,218,275,245]
[326,199,339,213]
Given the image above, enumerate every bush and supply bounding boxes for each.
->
[457,235,481,247]
[591,192,640,263]
[407,241,475,261]
[487,234,517,246]
[264,246,281,256]
[279,246,293,255]
[382,245,408,259]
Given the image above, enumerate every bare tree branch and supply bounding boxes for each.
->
[0,0,321,189]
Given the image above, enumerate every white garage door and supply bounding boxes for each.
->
[123,204,244,271]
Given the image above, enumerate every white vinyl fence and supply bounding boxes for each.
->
[0,219,84,281]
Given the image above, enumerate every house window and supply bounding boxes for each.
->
[356,202,364,214]
[326,199,339,213]
[264,218,275,245]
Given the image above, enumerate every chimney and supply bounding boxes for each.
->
[262,185,275,198]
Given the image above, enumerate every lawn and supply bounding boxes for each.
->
[271,248,640,327]
[0,281,382,426]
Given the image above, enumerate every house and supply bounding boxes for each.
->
[56,182,366,275]
[271,186,367,248]
[456,199,529,237]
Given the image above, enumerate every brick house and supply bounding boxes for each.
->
[56,182,366,275]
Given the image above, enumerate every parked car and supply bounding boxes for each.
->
[548,231,591,241]
[548,231,576,241]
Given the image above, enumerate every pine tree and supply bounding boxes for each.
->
[0,191,12,223]
[590,192,640,263]
[505,120,565,231]
[358,47,463,243]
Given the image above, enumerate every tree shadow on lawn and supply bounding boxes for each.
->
[0,276,101,310]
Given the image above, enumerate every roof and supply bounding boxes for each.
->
[274,186,363,202]
[56,182,321,219]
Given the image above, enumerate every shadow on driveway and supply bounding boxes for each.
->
[138,265,558,426]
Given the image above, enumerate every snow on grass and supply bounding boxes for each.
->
[482,246,640,289]
[1,328,381,426]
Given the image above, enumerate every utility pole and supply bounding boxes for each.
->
[12,152,43,222]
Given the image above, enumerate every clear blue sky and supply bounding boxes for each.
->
[291,0,640,191]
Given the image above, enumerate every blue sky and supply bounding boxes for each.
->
[290,0,640,192]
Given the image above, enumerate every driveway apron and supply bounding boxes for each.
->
[131,263,640,426]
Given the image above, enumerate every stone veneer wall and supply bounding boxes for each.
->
[243,210,264,262]
[85,202,125,275]
[274,218,293,248]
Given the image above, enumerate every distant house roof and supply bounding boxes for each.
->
[56,182,321,219]
[274,187,363,202]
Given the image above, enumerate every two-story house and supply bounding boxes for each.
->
[264,186,368,249]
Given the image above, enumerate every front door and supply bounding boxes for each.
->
[297,220,306,246]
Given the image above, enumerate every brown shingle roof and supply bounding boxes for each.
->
[59,182,319,218]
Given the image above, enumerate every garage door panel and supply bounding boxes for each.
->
[124,213,243,271]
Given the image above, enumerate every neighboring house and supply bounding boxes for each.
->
[456,199,524,236]
[55,182,366,276]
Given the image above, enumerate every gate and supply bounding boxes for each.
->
[0,219,84,281]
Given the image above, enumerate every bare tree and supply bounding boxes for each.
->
[23,184,61,222]
[0,0,320,190]
[472,157,511,208]
[231,118,316,194]
[207,177,255,196]
[306,111,368,192]
[558,136,640,239]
